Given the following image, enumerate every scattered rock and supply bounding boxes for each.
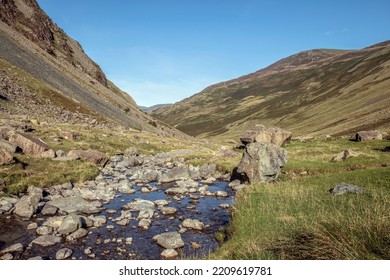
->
[124,147,138,157]
[58,214,82,235]
[155,232,184,249]
[66,228,88,241]
[0,147,15,165]
[43,216,66,229]
[67,149,109,166]
[329,183,365,196]
[41,204,58,216]
[236,142,287,183]
[0,253,13,260]
[165,187,188,195]
[47,196,100,214]
[56,248,73,260]
[0,243,24,255]
[36,226,53,236]
[160,166,191,183]
[332,150,363,162]
[355,131,383,141]
[7,131,55,158]
[216,190,228,197]
[116,218,130,226]
[161,249,178,258]
[138,218,152,229]
[191,242,202,249]
[182,219,205,230]
[31,235,62,247]
[161,207,177,215]
[13,186,42,219]
[27,222,38,230]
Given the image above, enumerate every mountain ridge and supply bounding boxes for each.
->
[152,41,390,140]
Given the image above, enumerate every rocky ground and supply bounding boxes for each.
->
[0,149,245,260]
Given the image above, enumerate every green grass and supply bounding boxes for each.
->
[0,155,99,195]
[210,139,390,260]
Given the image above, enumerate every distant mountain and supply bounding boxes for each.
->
[0,0,185,138]
[152,41,390,139]
[140,104,173,113]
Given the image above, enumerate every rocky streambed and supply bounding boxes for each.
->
[0,150,244,260]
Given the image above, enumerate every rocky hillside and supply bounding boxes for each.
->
[152,41,390,140]
[0,0,185,138]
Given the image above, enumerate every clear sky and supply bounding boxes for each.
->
[37,0,390,107]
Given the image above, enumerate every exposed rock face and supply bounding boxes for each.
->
[7,131,55,158]
[0,147,14,165]
[67,150,108,166]
[240,125,292,146]
[236,142,288,183]
[355,131,383,141]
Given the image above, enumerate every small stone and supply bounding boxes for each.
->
[191,242,202,249]
[56,248,73,260]
[106,225,115,230]
[330,183,365,196]
[116,218,129,226]
[84,247,92,255]
[219,204,230,209]
[41,204,58,216]
[125,237,133,245]
[106,209,117,214]
[66,228,88,241]
[0,243,24,254]
[36,226,53,236]
[154,200,169,207]
[138,218,151,229]
[161,207,177,215]
[161,249,178,258]
[182,219,204,230]
[141,187,150,193]
[216,191,229,197]
[1,253,13,260]
[31,235,62,247]
[27,222,38,230]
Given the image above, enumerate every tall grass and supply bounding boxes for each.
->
[211,139,390,260]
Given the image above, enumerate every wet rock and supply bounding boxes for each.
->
[165,187,188,195]
[66,228,88,241]
[125,237,133,245]
[154,200,169,207]
[330,183,365,196]
[27,222,38,230]
[36,226,53,236]
[236,142,287,183]
[56,248,73,260]
[67,150,109,166]
[141,187,150,193]
[58,214,82,235]
[155,232,184,249]
[141,170,160,182]
[138,208,154,219]
[219,204,230,209]
[89,215,107,227]
[161,249,178,258]
[116,218,130,226]
[41,204,58,216]
[182,219,205,230]
[31,235,62,247]
[0,243,24,255]
[160,166,191,183]
[124,199,155,211]
[228,179,241,188]
[80,216,94,228]
[191,242,202,249]
[43,216,66,229]
[13,186,42,219]
[138,218,151,229]
[161,207,177,215]
[118,180,135,194]
[47,196,101,214]
[216,191,228,197]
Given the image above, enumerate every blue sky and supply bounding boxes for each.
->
[37,0,390,107]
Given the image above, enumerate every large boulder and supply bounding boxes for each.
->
[7,131,55,158]
[67,149,109,166]
[355,131,383,141]
[0,147,14,165]
[46,196,101,214]
[240,125,292,146]
[236,142,287,183]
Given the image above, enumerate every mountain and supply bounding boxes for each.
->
[139,104,173,113]
[152,42,390,140]
[0,0,184,138]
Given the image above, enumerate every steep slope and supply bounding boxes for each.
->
[0,0,185,138]
[153,42,390,140]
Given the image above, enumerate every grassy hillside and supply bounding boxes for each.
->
[211,138,390,259]
[153,42,390,141]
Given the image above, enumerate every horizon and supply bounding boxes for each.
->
[37,0,390,107]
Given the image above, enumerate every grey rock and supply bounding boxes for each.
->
[216,191,228,197]
[31,235,62,247]
[66,228,88,241]
[240,125,292,146]
[124,199,155,211]
[1,253,13,260]
[154,199,169,207]
[155,232,184,249]
[236,142,287,183]
[0,147,15,165]
[27,222,38,230]
[161,249,178,258]
[182,219,204,230]
[13,186,42,219]
[332,150,363,162]
[58,214,82,235]
[160,166,191,183]
[56,248,73,260]
[36,226,53,236]
[330,183,366,196]
[67,150,109,166]
[47,196,100,214]
[355,131,383,141]
[165,187,188,195]
[138,208,154,219]
[116,218,130,226]
[41,204,58,216]
[138,218,152,229]
[118,180,135,194]
[0,243,24,254]
[89,215,107,227]
[124,147,138,157]
[43,216,66,228]
[161,207,177,215]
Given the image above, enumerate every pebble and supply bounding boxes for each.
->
[56,248,73,260]
[161,249,178,258]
